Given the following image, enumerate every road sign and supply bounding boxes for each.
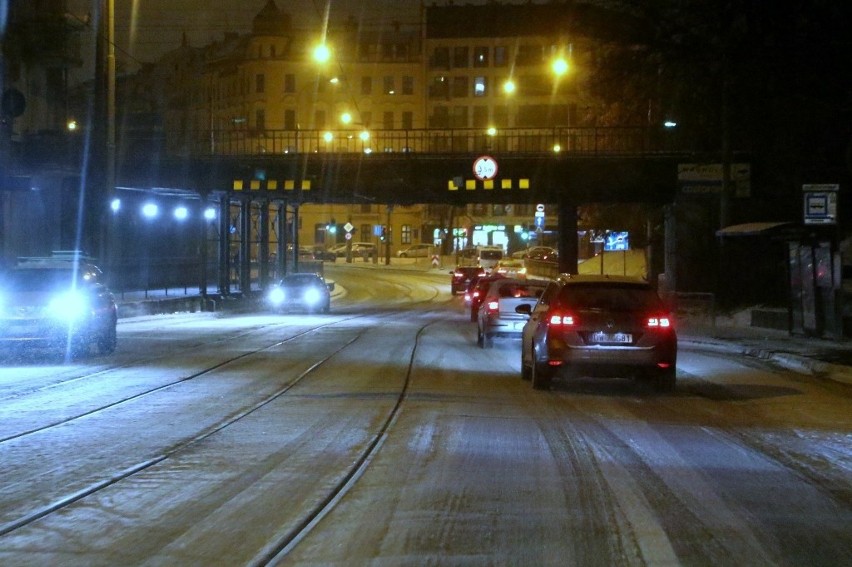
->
[343,222,354,233]
[473,155,498,180]
[345,232,352,240]
[803,184,839,225]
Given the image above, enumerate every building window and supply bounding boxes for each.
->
[255,109,266,130]
[362,111,372,127]
[284,109,296,130]
[269,45,276,57]
[453,46,469,68]
[402,76,414,95]
[452,76,469,98]
[383,76,395,94]
[383,111,394,129]
[430,106,449,128]
[382,43,394,60]
[402,111,413,130]
[284,74,295,93]
[494,46,508,67]
[474,76,487,97]
[473,105,488,128]
[517,44,542,66]
[256,74,265,94]
[401,224,412,244]
[429,76,450,99]
[314,110,326,129]
[360,223,372,237]
[473,46,489,67]
[431,46,450,69]
[361,76,372,95]
[451,106,468,128]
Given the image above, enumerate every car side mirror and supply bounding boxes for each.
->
[515,304,532,316]
[326,282,335,292]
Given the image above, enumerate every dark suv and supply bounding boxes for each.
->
[518,275,677,391]
[450,266,485,295]
[0,252,118,357]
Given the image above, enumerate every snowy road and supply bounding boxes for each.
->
[0,266,849,565]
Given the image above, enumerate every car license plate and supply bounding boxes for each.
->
[590,331,632,344]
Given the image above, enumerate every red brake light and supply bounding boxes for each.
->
[548,312,576,326]
[486,300,499,312]
[647,316,672,328]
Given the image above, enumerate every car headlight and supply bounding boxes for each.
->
[48,290,90,321]
[303,287,322,305]
[268,287,285,305]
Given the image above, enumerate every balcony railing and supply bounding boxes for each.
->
[187,126,684,157]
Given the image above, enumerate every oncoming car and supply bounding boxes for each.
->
[267,273,332,313]
[518,275,677,391]
[0,252,118,357]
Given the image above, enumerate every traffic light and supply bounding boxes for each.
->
[327,218,337,234]
[380,227,387,241]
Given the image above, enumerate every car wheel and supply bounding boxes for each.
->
[531,347,553,390]
[654,367,676,393]
[521,358,532,381]
[67,335,90,359]
[400,253,408,258]
[98,322,117,354]
[483,333,493,349]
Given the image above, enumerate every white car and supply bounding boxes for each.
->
[397,244,434,258]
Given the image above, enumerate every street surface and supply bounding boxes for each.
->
[0,264,849,565]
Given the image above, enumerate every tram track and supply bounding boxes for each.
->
[0,308,441,549]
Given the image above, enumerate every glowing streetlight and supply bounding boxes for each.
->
[502,80,516,95]
[110,198,121,213]
[553,144,562,153]
[204,207,217,221]
[551,57,569,77]
[486,127,497,136]
[358,130,370,142]
[312,43,331,64]
[323,131,334,143]
[173,206,189,221]
[340,111,353,125]
[67,119,78,131]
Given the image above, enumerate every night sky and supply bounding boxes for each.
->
[69,0,477,72]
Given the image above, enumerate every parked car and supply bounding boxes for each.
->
[477,278,548,348]
[0,251,118,357]
[511,246,556,260]
[327,242,376,259]
[494,259,527,278]
[267,272,332,313]
[397,243,434,258]
[450,266,485,295]
[466,273,506,321]
[518,274,677,391]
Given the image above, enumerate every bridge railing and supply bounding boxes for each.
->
[191,126,681,157]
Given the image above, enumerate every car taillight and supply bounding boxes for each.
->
[486,300,499,312]
[647,316,672,328]
[547,312,576,326]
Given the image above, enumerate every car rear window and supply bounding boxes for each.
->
[479,250,502,260]
[556,283,662,311]
[496,282,545,298]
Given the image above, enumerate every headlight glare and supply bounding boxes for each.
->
[268,287,285,305]
[48,290,90,321]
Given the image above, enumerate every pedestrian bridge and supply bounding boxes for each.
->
[120,126,695,206]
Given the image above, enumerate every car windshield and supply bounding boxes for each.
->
[281,275,321,286]
[0,269,89,292]
[480,250,502,260]
[556,283,662,311]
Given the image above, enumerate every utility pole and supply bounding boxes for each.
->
[93,0,115,267]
